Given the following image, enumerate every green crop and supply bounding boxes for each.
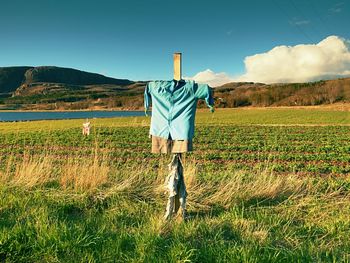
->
[0,108,349,262]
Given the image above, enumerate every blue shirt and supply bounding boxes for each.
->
[144,79,214,140]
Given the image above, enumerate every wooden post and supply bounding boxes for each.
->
[164,52,188,221]
[173,52,182,81]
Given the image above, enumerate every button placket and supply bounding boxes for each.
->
[168,81,176,126]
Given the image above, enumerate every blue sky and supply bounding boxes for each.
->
[1,0,349,84]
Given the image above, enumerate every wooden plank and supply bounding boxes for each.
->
[173,52,182,80]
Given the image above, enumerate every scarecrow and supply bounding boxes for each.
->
[144,53,214,220]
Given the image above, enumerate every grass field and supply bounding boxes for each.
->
[0,108,349,262]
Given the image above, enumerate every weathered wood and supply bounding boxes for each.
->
[173,52,182,80]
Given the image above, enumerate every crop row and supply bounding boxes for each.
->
[0,125,349,175]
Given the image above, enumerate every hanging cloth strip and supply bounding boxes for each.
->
[164,153,187,220]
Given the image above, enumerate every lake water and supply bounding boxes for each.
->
[0,111,147,122]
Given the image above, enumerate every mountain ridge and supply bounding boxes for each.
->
[0,65,349,110]
[0,66,134,95]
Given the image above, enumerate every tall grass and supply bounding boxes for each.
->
[1,146,350,262]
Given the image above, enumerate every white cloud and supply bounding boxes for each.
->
[329,2,344,13]
[289,19,310,26]
[330,7,342,13]
[187,35,350,86]
[236,35,350,83]
[185,69,234,87]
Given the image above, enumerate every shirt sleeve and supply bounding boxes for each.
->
[144,82,152,112]
[194,83,214,108]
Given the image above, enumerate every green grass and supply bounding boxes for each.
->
[0,107,349,133]
[0,108,349,262]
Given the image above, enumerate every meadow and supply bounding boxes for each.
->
[0,107,349,262]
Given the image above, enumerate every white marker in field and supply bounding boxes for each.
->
[82,119,91,136]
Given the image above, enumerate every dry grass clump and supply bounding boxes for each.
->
[0,150,110,192]
[60,155,109,191]
[182,161,306,211]
[205,170,305,207]
[0,154,55,188]
[0,151,334,214]
[103,166,159,202]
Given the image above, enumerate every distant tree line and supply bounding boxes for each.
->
[213,79,350,108]
[0,77,349,110]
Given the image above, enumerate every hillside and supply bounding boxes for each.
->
[0,65,349,110]
[0,66,143,110]
[0,66,134,94]
[213,78,350,107]
[0,66,33,93]
[23,66,133,86]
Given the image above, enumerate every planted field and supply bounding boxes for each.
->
[0,108,349,262]
[0,124,349,176]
